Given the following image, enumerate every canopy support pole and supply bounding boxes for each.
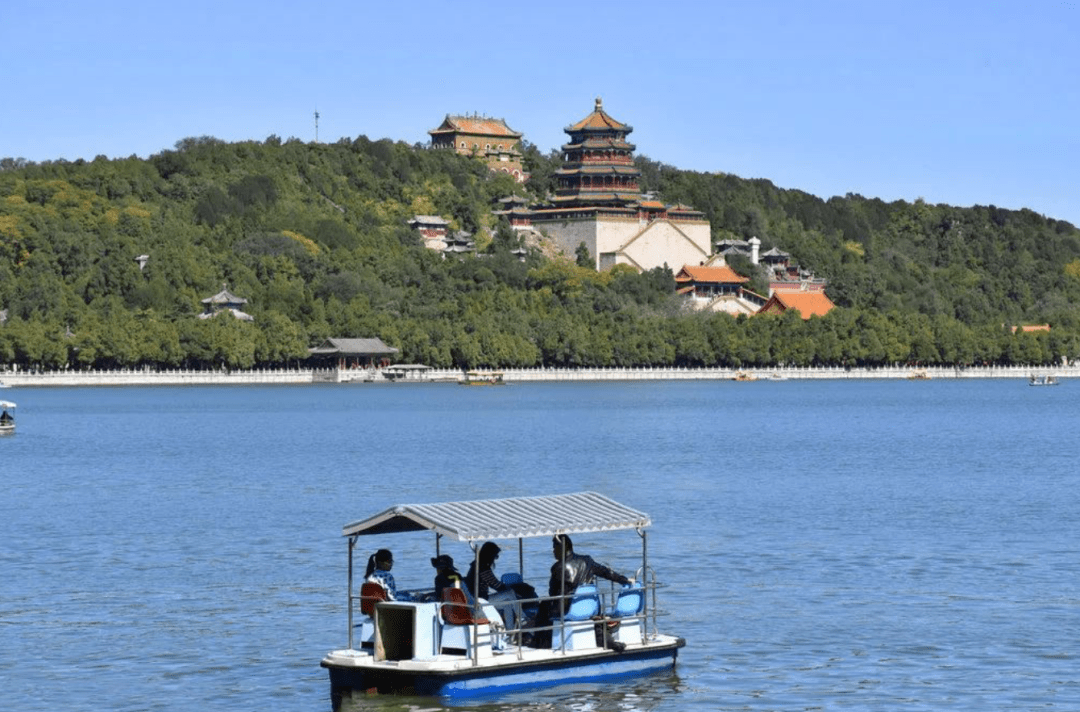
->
[347,535,357,650]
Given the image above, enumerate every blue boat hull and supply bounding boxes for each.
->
[325,638,684,699]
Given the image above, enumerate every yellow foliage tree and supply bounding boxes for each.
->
[282,230,320,255]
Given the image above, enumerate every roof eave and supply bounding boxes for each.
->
[341,491,651,542]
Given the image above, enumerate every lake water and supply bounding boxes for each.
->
[2,379,1078,711]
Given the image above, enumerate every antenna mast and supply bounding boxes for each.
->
[314,110,320,142]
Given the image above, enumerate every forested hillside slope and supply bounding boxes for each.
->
[1,136,1078,370]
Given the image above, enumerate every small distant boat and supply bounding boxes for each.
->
[460,370,505,386]
[766,372,787,381]
[382,364,433,382]
[1029,374,1059,386]
[732,371,756,382]
[907,369,931,380]
[0,400,16,435]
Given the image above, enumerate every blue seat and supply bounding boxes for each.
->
[552,584,601,650]
[501,572,523,585]
[606,583,644,618]
[563,584,599,621]
[604,583,646,647]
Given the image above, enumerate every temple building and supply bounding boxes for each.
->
[429,114,526,182]
[760,247,829,294]
[492,195,533,228]
[406,215,476,258]
[758,291,836,319]
[442,229,476,257]
[308,337,399,369]
[199,284,254,322]
[522,99,711,272]
[678,236,834,315]
[407,215,451,251]
[674,264,767,315]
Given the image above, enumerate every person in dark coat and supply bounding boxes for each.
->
[547,534,631,612]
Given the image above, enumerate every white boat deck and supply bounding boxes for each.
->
[324,632,681,673]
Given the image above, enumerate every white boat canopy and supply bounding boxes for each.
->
[0,400,15,409]
[342,491,650,542]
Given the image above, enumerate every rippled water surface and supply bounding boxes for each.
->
[3,379,1078,711]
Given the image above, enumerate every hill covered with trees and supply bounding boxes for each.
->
[1,135,1078,370]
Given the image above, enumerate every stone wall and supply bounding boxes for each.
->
[538,215,712,272]
[615,219,710,271]
[533,218,599,261]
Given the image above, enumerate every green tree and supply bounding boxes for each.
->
[575,242,593,269]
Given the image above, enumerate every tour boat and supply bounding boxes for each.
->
[460,370,505,385]
[1029,374,1059,386]
[321,492,684,700]
[0,400,15,435]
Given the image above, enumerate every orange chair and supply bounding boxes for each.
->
[360,582,387,617]
[439,587,495,656]
[441,587,490,626]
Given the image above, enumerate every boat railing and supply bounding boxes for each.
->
[637,565,661,640]
[347,575,667,664]
[486,578,663,660]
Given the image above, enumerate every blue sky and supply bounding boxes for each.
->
[4,1,1078,225]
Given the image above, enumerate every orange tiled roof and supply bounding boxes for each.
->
[430,115,522,138]
[566,97,631,132]
[761,292,835,319]
[675,265,749,284]
[1012,324,1050,333]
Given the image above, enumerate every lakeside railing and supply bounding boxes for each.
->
[0,367,326,387]
[427,363,1079,382]
[2,363,1077,387]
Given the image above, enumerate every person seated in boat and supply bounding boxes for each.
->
[465,542,537,631]
[465,542,509,600]
[431,554,463,601]
[528,535,632,647]
[548,534,632,610]
[0,410,11,424]
[364,548,415,601]
[466,542,537,599]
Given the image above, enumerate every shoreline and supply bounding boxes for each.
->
[0,363,1073,388]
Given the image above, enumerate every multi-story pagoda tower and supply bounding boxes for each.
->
[525,99,711,272]
[552,98,641,210]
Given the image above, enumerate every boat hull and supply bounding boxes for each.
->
[323,637,684,698]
